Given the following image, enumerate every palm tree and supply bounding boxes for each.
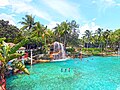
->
[32,22,50,53]
[19,15,36,36]
[109,29,120,50]
[0,38,30,90]
[31,22,44,43]
[54,20,79,47]
[54,24,63,42]
[84,30,92,49]
[54,21,72,46]
[82,36,86,47]
[67,20,79,47]
[95,28,103,51]
[41,27,50,54]
[113,29,120,50]
[103,29,111,50]
[47,29,54,44]
[60,21,71,46]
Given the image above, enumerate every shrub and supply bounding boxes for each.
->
[66,47,75,53]
[82,48,101,52]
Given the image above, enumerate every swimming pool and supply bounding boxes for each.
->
[7,56,120,90]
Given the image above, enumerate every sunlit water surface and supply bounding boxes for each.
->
[7,56,120,90]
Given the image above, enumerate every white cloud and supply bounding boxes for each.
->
[104,0,115,5]
[93,0,120,13]
[11,0,52,22]
[0,13,16,25]
[79,22,100,38]
[47,21,60,30]
[0,0,32,7]
[92,0,96,4]
[92,18,96,21]
[0,0,52,22]
[99,0,115,12]
[42,0,81,20]
[0,0,9,7]
[116,3,120,6]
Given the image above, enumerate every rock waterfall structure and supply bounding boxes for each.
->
[50,42,66,60]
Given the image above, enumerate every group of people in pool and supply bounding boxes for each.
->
[60,49,95,72]
[61,68,70,72]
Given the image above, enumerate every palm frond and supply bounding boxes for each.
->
[9,39,29,54]
[0,53,5,63]
[13,61,30,75]
[6,53,22,62]
[20,25,28,30]
[0,38,6,43]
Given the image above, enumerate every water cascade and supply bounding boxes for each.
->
[50,42,66,60]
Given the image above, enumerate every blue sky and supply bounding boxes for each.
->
[0,0,120,36]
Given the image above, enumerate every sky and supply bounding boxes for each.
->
[0,0,120,37]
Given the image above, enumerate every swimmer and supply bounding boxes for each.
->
[68,68,70,72]
[61,68,63,72]
[64,68,67,72]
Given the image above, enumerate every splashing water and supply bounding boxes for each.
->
[52,42,66,60]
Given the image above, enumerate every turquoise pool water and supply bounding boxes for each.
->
[7,56,120,90]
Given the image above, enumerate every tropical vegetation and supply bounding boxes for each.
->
[0,38,30,90]
[0,14,120,90]
[0,15,120,56]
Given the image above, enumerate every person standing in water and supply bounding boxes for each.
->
[79,48,82,60]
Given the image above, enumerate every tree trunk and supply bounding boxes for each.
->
[99,43,101,48]
[87,43,89,50]
[100,43,103,53]
[87,38,89,50]
[0,74,6,90]
[64,35,66,47]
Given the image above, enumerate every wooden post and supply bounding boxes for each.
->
[31,49,32,65]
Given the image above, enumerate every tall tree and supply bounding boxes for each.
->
[109,29,120,50]
[32,22,50,53]
[103,29,111,50]
[54,20,79,47]
[20,15,36,36]
[60,21,71,46]
[67,20,80,47]
[84,30,92,49]
[54,21,71,46]
[0,20,22,43]
[54,24,63,42]
[96,28,103,49]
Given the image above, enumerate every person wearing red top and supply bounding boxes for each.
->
[24,52,28,59]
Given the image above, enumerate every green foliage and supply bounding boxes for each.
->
[12,61,29,75]
[10,38,29,54]
[0,38,30,75]
[6,53,23,62]
[0,20,22,43]
[81,28,119,51]
[54,20,80,47]
[82,48,101,52]
[20,15,36,31]
[66,47,75,52]
[92,51,101,56]
[0,15,120,57]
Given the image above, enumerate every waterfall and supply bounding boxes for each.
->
[60,43,66,59]
[50,42,66,60]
